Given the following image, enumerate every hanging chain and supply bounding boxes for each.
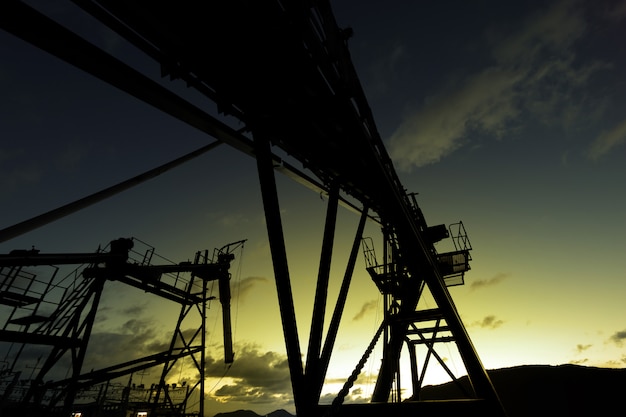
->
[324,320,386,417]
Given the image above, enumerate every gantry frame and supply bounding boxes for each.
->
[0,1,506,416]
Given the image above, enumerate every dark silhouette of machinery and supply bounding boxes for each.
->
[0,238,244,416]
[0,1,507,416]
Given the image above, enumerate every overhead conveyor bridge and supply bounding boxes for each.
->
[0,1,506,416]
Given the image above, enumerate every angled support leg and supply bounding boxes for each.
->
[315,205,369,401]
[305,181,339,405]
[253,133,305,414]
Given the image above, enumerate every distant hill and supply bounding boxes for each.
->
[213,411,261,417]
[421,364,626,417]
[212,364,626,417]
[213,409,294,417]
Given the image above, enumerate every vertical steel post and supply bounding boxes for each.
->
[200,274,207,417]
[305,182,339,403]
[408,342,419,400]
[218,274,234,364]
[253,134,305,413]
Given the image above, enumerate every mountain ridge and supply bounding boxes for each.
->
[213,408,294,417]
[422,363,626,417]
[212,364,626,417]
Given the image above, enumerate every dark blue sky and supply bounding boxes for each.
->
[1,1,626,415]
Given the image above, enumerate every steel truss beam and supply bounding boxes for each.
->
[0,1,506,415]
[0,0,372,241]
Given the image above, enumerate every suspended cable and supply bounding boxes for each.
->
[207,363,233,394]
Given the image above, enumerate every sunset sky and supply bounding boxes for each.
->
[1,1,626,416]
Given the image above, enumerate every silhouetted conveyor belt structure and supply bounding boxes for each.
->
[0,1,506,416]
[78,0,406,215]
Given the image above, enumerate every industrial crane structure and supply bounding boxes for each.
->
[0,1,507,416]
[1,237,244,416]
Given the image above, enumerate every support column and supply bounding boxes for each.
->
[253,134,305,414]
[200,264,208,417]
[305,182,339,403]
[408,342,419,400]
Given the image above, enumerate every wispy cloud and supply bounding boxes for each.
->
[389,67,523,169]
[489,0,585,65]
[569,343,592,366]
[470,272,509,291]
[352,299,378,321]
[598,355,626,368]
[607,329,626,346]
[470,315,504,329]
[232,276,268,303]
[388,0,612,170]
[588,119,626,160]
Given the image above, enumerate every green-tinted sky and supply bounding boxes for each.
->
[1,0,626,415]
